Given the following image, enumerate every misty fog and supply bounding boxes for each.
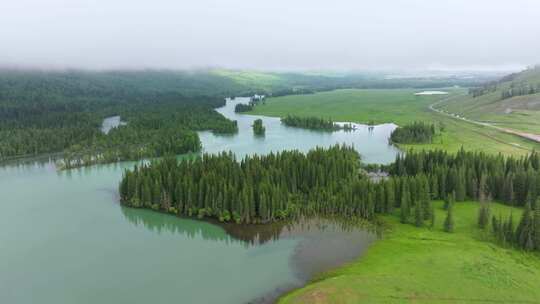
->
[1,0,539,71]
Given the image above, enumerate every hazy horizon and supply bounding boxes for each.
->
[2,0,539,72]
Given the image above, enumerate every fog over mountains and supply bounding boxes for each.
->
[1,0,539,71]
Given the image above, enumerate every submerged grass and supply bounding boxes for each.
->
[279,201,540,304]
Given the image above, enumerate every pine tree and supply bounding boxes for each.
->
[444,191,455,210]
[385,180,395,213]
[142,180,152,206]
[516,202,533,249]
[420,176,432,220]
[478,173,488,202]
[152,180,161,205]
[400,182,411,224]
[455,170,466,201]
[430,203,436,227]
[477,202,490,229]
[444,201,454,233]
[491,215,499,237]
[534,198,540,251]
[504,214,515,245]
[415,203,424,227]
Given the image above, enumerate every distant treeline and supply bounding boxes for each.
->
[0,68,494,165]
[468,82,499,98]
[469,81,540,100]
[390,122,436,144]
[281,115,353,131]
[467,67,540,100]
[501,83,540,100]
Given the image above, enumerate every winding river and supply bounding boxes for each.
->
[0,98,398,304]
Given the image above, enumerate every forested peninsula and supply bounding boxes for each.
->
[119,145,540,251]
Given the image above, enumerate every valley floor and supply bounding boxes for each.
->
[250,89,540,156]
[249,88,540,303]
[280,201,540,304]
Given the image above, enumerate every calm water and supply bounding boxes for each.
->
[200,98,399,163]
[0,98,397,304]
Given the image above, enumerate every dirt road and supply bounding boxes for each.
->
[429,95,540,144]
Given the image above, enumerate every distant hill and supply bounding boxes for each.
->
[438,66,540,134]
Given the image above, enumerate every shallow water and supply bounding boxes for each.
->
[1,98,396,304]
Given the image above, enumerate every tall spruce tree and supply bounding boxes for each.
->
[400,182,411,224]
[415,202,424,227]
[516,202,534,250]
[444,201,454,233]
[430,203,436,227]
[477,202,490,229]
[534,198,540,251]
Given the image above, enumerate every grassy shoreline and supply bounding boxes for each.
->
[248,88,540,303]
[279,201,540,303]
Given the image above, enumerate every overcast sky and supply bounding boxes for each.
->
[1,0,539,71]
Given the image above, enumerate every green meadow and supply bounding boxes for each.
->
[280,201,540,304]
[251,89,540,155]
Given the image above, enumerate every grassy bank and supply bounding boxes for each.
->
[436,67,540,135]
[250,89,540,155]
[280,201,540,303]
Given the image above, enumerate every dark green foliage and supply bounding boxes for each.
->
[534,199,540,251]
[444,192,455,210]
[444,201,454,233]
[430,204,436,227]
[0,70,240,167]
[234,103,253,113]
[392,149,540,207]
[492,213,515,246]
[477,202,491,229]
[400,182,411,223]
[120,145,387,224]
[252,119,265,136]
[501,82,540,100]
[59,101,238,169]
[390,122,436,144]
[281,115,342,131]
[469,82,498,98]
[414,203,424,227]
[515,202,534,250]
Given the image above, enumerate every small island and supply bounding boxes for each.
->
[252,119,265,136]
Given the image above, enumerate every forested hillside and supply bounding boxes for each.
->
[0,68,491,166]
[0,70,246,166]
